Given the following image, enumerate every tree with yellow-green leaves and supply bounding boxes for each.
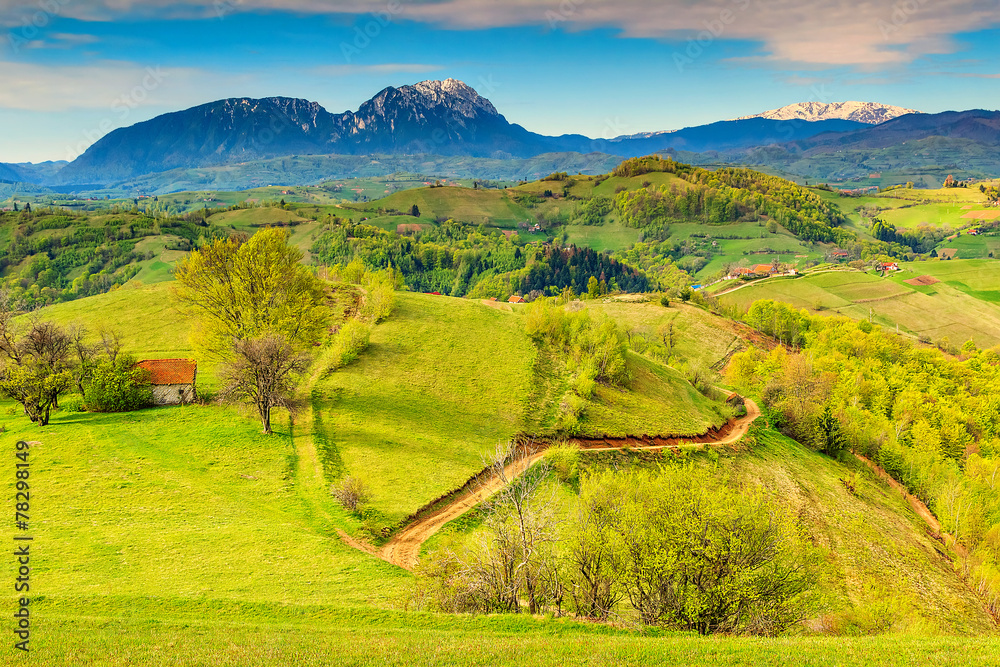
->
[174,228,329,354]
[174,228,329,433]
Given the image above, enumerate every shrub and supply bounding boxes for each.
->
[545,443,580,484]
[83,354,153,413]
[61,395,86,413]
[330,320,371,369]
[331,476,370,512]
[360,270,396,323]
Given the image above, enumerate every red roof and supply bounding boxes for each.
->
[753,264,774,273]
[136,359,197,385]
[508,295,525,303]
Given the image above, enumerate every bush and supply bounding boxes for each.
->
[83,354,153,413]
[331,476,370,512]
[61,395,86,413]
[545,443,580,484]
[359,271,396,323]
[330,320,371,369]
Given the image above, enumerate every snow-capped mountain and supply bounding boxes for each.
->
[733,101,920,125]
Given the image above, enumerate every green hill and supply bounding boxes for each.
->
[716,260,1000,347]
[4,274,998,663]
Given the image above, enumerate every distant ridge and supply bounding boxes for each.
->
[734,101,920,125]
[53,79,869,187]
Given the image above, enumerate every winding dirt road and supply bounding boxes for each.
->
[368,396,761,570]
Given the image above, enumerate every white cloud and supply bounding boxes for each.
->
[0,59,251,111]
[3,0,998,67]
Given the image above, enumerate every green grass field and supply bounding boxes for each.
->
[562,222,641,251]
[720,261,1000,347]
[812,186,994,233]
[313,291,537,527]
[5,279,998,663]
[354,187,534,228]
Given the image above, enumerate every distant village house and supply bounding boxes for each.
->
[137,359,197,406]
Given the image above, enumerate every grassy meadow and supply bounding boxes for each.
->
[3,279,998,663]
[719,261,1000,347]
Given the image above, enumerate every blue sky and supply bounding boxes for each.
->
[0,0,998,163]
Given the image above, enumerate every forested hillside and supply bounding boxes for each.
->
[729,301,1000,617]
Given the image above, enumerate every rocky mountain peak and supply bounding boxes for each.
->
[734,101,920,125]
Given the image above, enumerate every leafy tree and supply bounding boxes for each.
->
[174,227,329,354]
[587,276,600,299]
[590,467,816,635]
[410,204,420,217]
[0,320,75,426]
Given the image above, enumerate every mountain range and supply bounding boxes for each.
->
[51,79,870,186]
[733,101,918,125]
[3,79,999,193]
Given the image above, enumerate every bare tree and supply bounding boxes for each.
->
[467,440,560,614]
[98,327,123,364]
[567,477,624,620]
[219,334,310,434]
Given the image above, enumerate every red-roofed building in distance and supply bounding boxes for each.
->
[136,359,198,405]
[508,295,525,304]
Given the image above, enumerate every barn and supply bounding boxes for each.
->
[136,359,198,405]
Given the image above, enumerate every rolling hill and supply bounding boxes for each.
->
[4,276,995,663]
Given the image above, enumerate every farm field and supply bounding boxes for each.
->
[562,221,641,250]
[812,185,996,232]
[352,186,534,228]
[718,260,1000,347]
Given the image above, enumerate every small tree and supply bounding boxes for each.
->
[410,204,420,217]
[219,334,309,434]
[332,476,370,512]
[814,404,847,457]
[0,321,75,426]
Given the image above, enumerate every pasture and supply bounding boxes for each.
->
[719,261,1000,347]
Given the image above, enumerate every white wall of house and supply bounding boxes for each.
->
[152,384,196,406]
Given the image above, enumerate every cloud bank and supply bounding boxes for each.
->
[2,0,998,66]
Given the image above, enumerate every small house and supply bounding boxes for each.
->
[882,261,899,272]
[508,295,525,304]
[137,359,197,406]
[752,264,775,276]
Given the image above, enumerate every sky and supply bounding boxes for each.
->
[0,0,998,163]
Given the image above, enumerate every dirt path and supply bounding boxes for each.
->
[855,454,968,559]
[378,451,546,570]
[375,397,760,571]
